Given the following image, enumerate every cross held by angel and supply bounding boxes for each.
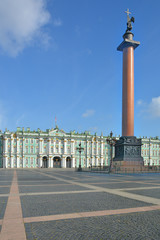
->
[125,9,135,32]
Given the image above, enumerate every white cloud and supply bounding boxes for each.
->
[82,109,95,118]
[53,18,62,27]
[0,0,51,56]
[148,96,160,118]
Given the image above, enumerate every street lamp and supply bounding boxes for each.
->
[106,131,117,173]
[76,142,84,171]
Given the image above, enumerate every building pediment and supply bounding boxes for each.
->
[49,127,66,137]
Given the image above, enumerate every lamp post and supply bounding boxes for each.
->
[76,142,84,171]
[106,131,117,173]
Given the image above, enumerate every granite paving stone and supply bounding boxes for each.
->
[19,184,90,193]
[125,188,160,199]
[89,182,158,189]
[0,197,8,219]
[25,210,160,240]
[20,192,153,218]
[18,180,67,185]
[0,187,10,194]
[0,182,12,186]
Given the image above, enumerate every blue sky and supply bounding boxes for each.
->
[0,0,160,138]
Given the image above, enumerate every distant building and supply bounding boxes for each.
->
[0,127,159,168]
[0,126,111,168]
[141,137,160,166]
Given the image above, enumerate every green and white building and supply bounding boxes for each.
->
[0,126,111,169]
[0,127,159,168]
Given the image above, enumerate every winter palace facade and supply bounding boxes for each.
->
[0,126,160,168]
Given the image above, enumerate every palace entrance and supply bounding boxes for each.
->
[53,156,61,168]
[42,156,48,168]
[66,157,71,168]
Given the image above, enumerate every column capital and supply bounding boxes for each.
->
[117,32,140,51]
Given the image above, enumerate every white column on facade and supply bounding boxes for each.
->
[91,139,94,159]
[71,156,75,168]
[40,156,42,167]
[17,156,19,168]
[51,157,53,167]
[86,140,89,167]
[4,137,8,154]
[11,136,14,154]
[3,137,8,168]
[48,157,51,168]
[23,155,25,168]
[16,137,19,168]
[64,139,67,154]
[39,138,43,154]
[48,138,51,155]
[96,140,98,156]
[22,138,25,158]
[71,140,75,154]
[53,139,56,153]
[100,140,104,165]
[95,140,98,166]
[42,139,44,154]
[58,140,61,154]
[17,137,19,155]
[62,155,66,168]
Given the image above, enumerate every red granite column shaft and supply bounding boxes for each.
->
[122,46,134,136]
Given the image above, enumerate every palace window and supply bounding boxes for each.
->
[44,139,48,144]
[26,147,28,153]
[36,147,39,154]
[26,139,28,144]
[31,157,33,165]
[31,139,33,144]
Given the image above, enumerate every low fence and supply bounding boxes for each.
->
[76,166,110,173]
[112,165,160,174]
[76,165,160,174]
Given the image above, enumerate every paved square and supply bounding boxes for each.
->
[0,169,160,239]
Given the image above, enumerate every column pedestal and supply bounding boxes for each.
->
[113,136,143,171]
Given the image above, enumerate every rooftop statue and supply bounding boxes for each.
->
[125,8,135,32]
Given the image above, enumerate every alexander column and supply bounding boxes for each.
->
[113,9,143,167]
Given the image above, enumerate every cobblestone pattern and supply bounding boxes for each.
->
[89,182,158,189]
[0,197,8,219]
[25,210,160,240]
[18,180,67,185]
[125,189,160,199]
[0,182,12,186]
[17,176,55,181]
[19,184,89,193]
[0,187,10,194]
[20,192,152,218]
